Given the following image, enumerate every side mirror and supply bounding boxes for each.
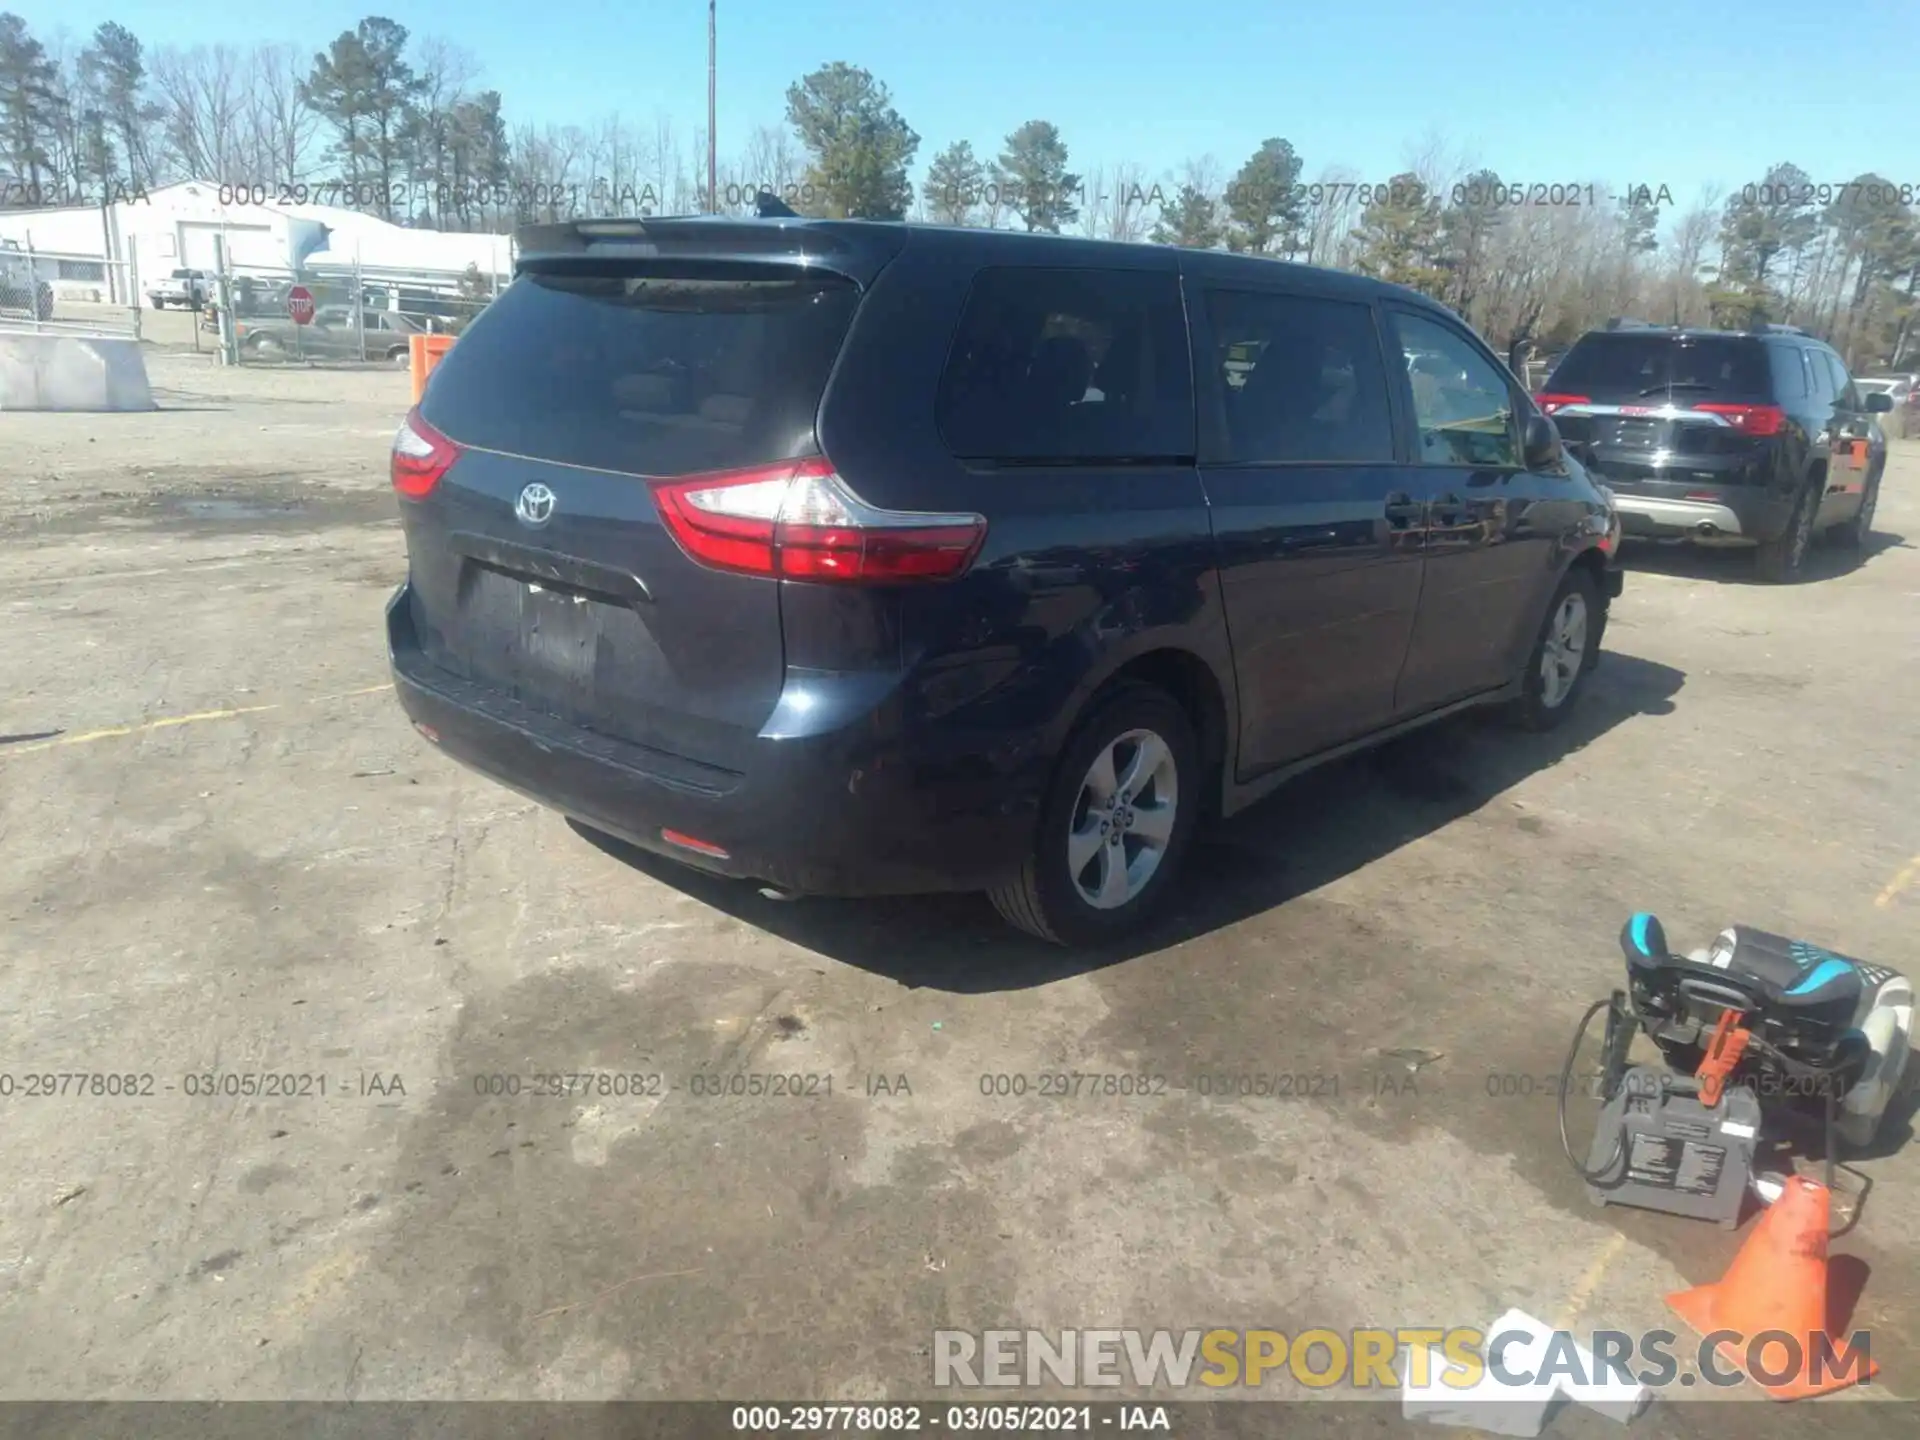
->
[1865,391,1893,413]
[1523,412,1563,469]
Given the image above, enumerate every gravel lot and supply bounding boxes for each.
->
[2,349,1917,1434]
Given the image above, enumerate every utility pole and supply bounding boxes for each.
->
[707,1,718,213]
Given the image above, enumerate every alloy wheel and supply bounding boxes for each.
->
[1539,592,1589,710]
[1066,728,1179,910]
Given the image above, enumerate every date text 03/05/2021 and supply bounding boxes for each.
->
[728,1404,1171,1433]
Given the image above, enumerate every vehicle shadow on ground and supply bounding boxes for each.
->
[575,653,1686,993]
[1619,529,1908,586]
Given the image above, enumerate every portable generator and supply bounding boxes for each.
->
[1559,913,1911,1227]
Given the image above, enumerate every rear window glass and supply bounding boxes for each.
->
[422,265,860,477]
[936,267,1194,463]
[1547,333,1770,402]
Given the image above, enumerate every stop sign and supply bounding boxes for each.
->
[287,285,315,325]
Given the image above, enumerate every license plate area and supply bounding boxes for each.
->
[1609,417,1665,448]
[518,577,604,697]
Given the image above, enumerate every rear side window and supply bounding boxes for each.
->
[1768,342,1807,398]
[1823,351,1855,407]
[936,267,1193,463]
[423,265,861,477]
[1549,333,1770,402]
[1804,347,1834,404]
[1203,290,1394,463]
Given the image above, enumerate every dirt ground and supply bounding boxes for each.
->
[2,349,1917,1434]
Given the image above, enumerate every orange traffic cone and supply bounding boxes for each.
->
[1667,1175,1877,1399]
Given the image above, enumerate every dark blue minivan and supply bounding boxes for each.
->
[387,218,1621,944]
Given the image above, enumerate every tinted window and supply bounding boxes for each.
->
[422,264,860,477]
[1548,333,1770,402]
[936,267,1193,463]
[1768,342,1807,398]
[1804,347,1834,404]
[1824,352,1856,407]
[1202,290,1393,463]
[1391,312,1518,468]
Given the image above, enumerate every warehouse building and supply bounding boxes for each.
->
[0,180,514,306]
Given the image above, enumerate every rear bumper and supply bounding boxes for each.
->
[386,585,1033,897]
[1608,487,1793,544]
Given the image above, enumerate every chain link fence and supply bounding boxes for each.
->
[200,255,503,368]
[0,236,141,338]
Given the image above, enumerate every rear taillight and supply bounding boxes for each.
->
[649,458,987,584]
[1534,393,1589,415]
[391,406,461,498]
[1692,402,1786,437]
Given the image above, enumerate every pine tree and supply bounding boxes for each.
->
[995,119,1078,233]
[784,62,918,220]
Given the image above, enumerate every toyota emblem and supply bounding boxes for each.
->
[515,482,556,528]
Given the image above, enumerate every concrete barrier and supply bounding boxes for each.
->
[0,331,156,412]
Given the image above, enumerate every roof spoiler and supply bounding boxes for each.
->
[511,215,901,286]
[1602,316,1668,331]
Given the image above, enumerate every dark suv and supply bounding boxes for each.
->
[1536,322,1891,581]
[386,219,1621,945]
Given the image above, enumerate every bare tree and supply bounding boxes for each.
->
[406,37,476,222]
[150,45,255,183]
[646,113,694,215]
[1404,126,1468,199]
[1077,162,1106,238]
[580,113,649,217]
[242,43,320,188]
[38,36,85,192]
[1662,186,1721,326]
[1304,164,1360,268]
[510,121,589,223]
[740,123,799,202]
[1101,160,1153,243]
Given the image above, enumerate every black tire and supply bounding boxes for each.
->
[149,297,164,309]
[1829,467,1880,551]
[1506,566,1602,732]
[988,683,1201,947]
[1755,479,1819,582]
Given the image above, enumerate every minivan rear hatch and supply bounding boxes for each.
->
[1537,332,1777,464]
[403,222,895,771]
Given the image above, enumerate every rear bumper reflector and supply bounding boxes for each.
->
[662,828,730,859]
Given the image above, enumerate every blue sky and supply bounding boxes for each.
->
[19,0,1917,224]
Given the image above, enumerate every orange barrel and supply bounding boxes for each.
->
[409,334,457,404]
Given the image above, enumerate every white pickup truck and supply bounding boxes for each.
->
[147,268,211,310]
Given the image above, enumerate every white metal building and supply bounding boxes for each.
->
[0,180,514,303]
